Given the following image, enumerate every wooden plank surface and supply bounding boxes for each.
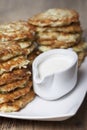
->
[0,0,87,130]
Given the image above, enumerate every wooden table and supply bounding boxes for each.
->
[0,0,87,129]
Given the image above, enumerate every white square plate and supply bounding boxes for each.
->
[0,58,87,121]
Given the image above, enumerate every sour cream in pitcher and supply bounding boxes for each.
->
[38,54,73,79]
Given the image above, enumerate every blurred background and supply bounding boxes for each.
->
[0,0,87,30]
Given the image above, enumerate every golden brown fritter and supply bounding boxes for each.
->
[0,68,31,86]
[0,42,37,62]
[73,41,87,53]
[0,42,24,62]
[0,21,35,42]
[36,23,82,33]
[37,32,81,43]
[29,8,79,27]
[0,75,29,93]
[38,41,79,52]
[0,81,32,104]
[77,52,86,67]
[0,56,29,75]
[0,89,35,112]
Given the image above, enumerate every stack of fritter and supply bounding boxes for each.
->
[0,21,36,112]
[28,8,87,67]
[29,9,82,50]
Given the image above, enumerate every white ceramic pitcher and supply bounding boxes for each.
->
[33,49,78,100]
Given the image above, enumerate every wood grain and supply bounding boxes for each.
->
[0,0,87,130]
